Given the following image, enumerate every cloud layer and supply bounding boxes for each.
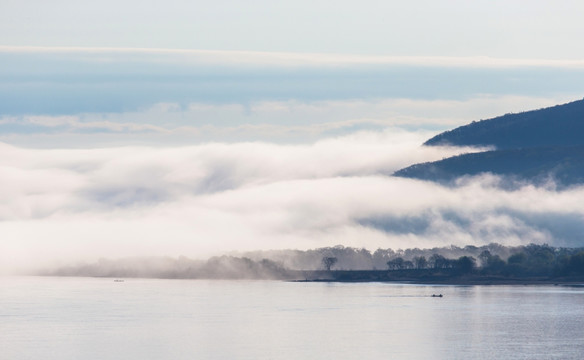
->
[1,95,576,147]
[2,131,584,273]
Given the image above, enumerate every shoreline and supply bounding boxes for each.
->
[6,273,584,286]
[290,270,584,286]
[290,278,584,286]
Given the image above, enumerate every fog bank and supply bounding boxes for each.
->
[1,130,584,273]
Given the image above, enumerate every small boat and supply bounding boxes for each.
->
[431,294,443,298]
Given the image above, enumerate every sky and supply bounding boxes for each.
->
[1,1,584,272]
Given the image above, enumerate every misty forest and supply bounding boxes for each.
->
[44,243,584,283]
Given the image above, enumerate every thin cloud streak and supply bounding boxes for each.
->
[3,46,584,68]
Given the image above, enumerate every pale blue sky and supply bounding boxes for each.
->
[2,0,584,58]
[0,46,582,146]
[2,1,584,145]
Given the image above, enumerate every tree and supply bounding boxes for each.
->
[413,256,428,269]
[454,256,476,274]
[485,255,506,274]
[567,251,584,274]
[322,257,338,271]
[403,260,415,270]
[478,250,492,267]
[387,257,404,270]
[508,252,527,264]
[430,254,448,269]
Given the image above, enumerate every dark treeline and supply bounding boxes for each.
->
[244,243,584,279]
[475,244,584,278]
[240,243,516,271]
[383,244,584,278]
[42,243,584,281]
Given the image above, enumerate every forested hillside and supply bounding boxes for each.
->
[396,98,584,186]
[394,146,584,187]
[425,98,584,149]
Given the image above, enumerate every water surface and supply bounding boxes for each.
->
[1,276,583,359]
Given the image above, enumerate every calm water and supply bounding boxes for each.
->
[1,277,584,360]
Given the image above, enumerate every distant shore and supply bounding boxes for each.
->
[35,268,584,285]
[290,270,584,286]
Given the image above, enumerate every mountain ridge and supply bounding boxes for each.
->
[424,98,584,149]
[395,98,584,186]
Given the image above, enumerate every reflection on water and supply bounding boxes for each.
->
[1,276,583,359]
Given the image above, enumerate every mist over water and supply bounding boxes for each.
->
[1,128,584,274]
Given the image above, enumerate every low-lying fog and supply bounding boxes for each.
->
[2,128,584,274]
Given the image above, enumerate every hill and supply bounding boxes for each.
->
[424,98,584,149]
[395,98,584,187]
[394,146,584,187]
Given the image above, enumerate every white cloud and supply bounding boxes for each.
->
[1,134,584,273]
[4,46,584,69]
[24,115,169,133]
